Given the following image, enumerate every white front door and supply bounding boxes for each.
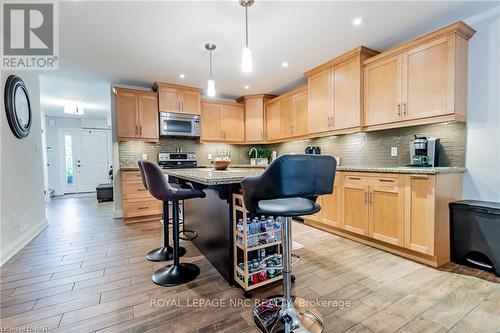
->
[62,129,110,193]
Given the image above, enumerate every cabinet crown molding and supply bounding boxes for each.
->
[153,82,202,92]
[364,21,476,66]
[236,94,278,103]
[201,98,244,107]
[304,46,380,77]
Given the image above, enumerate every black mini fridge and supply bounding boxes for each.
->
[450,200,500,276]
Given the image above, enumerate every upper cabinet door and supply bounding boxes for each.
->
[280,97,293,139]
[138,93,159,141]
[364,55,403,126]
[181,89,201,115]
[245,98,265,142]
[293,91,308,137]
[116,89,138,139]
[308,69,332,134]
[333,57,360,130]
[404,37,450,120]
[266,101,281,141]
[201,103,223,141]
[222,105,245,142]
[158,86,181,113]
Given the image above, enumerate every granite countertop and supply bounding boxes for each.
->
[164,168,264,185]
[336,166,466,174]
[120,164,465,184]
[119,164,267,172]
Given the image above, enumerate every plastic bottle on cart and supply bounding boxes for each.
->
[259,216,267,232]
[246,217,252,234]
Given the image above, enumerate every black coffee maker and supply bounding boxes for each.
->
[305,146,321,155]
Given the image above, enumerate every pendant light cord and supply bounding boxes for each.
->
[209,50,213,79]
[245,7,249,48]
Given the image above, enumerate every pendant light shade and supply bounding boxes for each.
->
[241,47,252,73]
[205,43,216,97]
[207,79,216,97]
[240,0,254,73]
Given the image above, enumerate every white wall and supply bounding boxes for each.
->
[45,116,111,195]
[1,71,47,266]
[463,8,500,202]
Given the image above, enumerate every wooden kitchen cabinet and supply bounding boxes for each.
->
[200,100,244,143]
[266,101,281,141]
[280,97,293,138]
[305,170,463,268]
[115,87,158,142]
[341,177,370,236]
[265,86,308,142]
[363,22,475,131]
[222,104,245,142]
[121,171,162,223]
[154,82,201,115]
[200,102,223,141]
[404,174,436,255]
[305,46,379,136]
[237,94,276,143]
[368,176,404,246]
[308,69,332,134]
[364,55,403,127]
[303,173,341,228]
[293,91,308,137]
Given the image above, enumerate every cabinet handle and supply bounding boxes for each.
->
[403,103,407,115]
[369,192,373,203]
[378,179,395,182]
[364,191,368,204]
[410,175,429,180]
[261,130,263,139]
[331,116,334,127]
[348,177,361,180]
[397,104,401,116]
[139,126,142,135]
[138,206,149,210]
[181,100,184,111]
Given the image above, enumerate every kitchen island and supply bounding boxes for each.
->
[162,165,465,283]
[164,168,264,284]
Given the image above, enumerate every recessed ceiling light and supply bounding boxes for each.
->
[179,74,185,79]
[352,17,363,26]
[282,61,289,68]
[244,85,250,90]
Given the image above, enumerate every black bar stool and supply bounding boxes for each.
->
[241,154,336,333]
[141,161,206,286]
[138,161,186,261]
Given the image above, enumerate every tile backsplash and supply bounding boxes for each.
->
[119,122,466,168]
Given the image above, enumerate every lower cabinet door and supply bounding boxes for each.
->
[342,183,369,235]
[321,185,340,227]
[369,183,404,246]
[123,199,162,218]
[404,175,435,255]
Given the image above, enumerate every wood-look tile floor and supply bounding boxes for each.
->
[1,195,499,333]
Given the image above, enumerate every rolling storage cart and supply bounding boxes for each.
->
[233,194,284,298]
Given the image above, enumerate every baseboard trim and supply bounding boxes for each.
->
[113,209,123,219]
[0,219,48,267]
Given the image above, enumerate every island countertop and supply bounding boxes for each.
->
[163,167,264,185]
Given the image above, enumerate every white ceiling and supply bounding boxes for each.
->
[40,0,498,109]
[40,75,111,118]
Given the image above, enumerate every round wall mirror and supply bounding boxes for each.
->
[4,75,32,139]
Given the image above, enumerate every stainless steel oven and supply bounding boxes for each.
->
[159,112,200,137]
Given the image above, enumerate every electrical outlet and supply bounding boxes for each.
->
[208,153,212,160]
[142,154,147,160]
[391,147,398,157]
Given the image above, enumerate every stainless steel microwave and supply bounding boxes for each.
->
[159,112,200,137]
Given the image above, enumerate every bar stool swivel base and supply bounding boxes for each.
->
[152,263,200,287]
[146,246,186,262]
[253,296,324,333]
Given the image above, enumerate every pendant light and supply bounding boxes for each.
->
[240,0,254,73]
[205,43,216,97]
